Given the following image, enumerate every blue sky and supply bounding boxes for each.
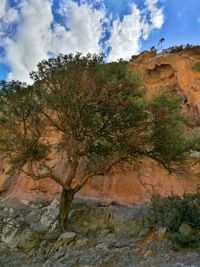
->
[0,0,200,82]
[142,0,200,50]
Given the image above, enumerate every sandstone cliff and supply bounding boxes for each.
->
[131,47,200,117]
[1,47,200,203]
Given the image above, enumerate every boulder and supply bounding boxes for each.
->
[40,199,59,229]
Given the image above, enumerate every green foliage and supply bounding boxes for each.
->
[96,60,142,87]
[9,139,49,169]
[0,53,151,178]
[170,231,200,251]
[31,53,149,162]
[163,44,196,54]
[192,61,200,72]
[151,192,200,232]
[0,80,48,170]
[152,192,200,250]
[150,92,188,164]
[168,45,185,53]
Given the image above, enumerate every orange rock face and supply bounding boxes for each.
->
[1,47,200,203]
[130,47,200,114]
[1,157,199,204]
[79,159,200,204]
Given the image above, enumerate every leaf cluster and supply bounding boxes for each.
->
[0,80,48,169]
[150,92,189,164]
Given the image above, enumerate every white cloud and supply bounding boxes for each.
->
[0,0,6,18]
[51,0,106,55]
[145,0,164,29]
[107,4,142,62]
[5,0,53,82]
[107,0,164,62]
[2,6,19,24]
[0,0,164,82]
[2,0,106,82]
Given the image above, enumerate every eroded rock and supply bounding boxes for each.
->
[0,198,200,267]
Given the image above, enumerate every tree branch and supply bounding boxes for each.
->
[21,162,70,190]
[73,155,130,194]
[40,109,65,134]
[73,174,93,194]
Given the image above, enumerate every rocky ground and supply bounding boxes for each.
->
[0,197,199,267]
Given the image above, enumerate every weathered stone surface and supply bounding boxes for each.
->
[0,198,200,267]
[40,201,59,229]
[57,232,77,245]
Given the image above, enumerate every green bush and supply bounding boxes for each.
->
[150,92,188,165]
[151,192,200,250]
[169,45,184,53]
[163,44,197,54]
[192,61,200,72]
[170,231,200,251]
[151,192,200,232]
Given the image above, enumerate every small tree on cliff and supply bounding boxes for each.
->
[0,54,149,230]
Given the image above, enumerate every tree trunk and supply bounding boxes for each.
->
[59,188,74,231]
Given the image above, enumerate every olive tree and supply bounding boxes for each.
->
[1,54,198,230]
[0,54,149,230]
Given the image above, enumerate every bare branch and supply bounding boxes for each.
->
[40,109,65,133]
[73,155,131,194]
[73,174,93,193]
[21,162,70,189]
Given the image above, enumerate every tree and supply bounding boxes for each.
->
[0,54,149,230]
[0,54,198,231]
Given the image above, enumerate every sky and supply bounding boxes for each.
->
[0,0,199,83]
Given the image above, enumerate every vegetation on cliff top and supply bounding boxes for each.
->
[192,60,200,72]
[0,53,199,230]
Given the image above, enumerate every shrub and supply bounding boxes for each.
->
[170,231,200,251]
[192,61,200,72]
[169,45,184,53]
[151,191,200,232]
[151,191,200,250]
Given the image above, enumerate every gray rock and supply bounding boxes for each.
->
[57,232,77,245]
[20,200,30,206]
[1,198,200,267]
[40,202,59,229]
[17,228,46,251]
[75,237,91,250]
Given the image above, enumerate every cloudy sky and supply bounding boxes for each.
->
[0,0,199,82]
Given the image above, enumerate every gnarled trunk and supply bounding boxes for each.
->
[59,188,74,231]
